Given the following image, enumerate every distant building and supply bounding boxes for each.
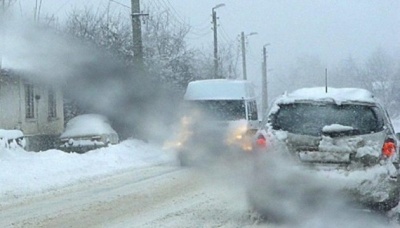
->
[0,69,64,151]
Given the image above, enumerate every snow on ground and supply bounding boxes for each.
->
[1,117,400,227]
[2,116,400,201]
[0,139,176,200]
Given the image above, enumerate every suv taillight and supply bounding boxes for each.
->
[256,134,268,148]
[382,138,396,158]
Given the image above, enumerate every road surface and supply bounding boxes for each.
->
[0,163,265,227]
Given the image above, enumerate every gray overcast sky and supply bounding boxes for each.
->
[18,0,400,85]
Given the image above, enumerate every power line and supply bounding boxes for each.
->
[190,16,211,28]
[186,30,212,40]
[161,0,187,23]
[52,0,70,15]
[143,0,216,42]
[190,23,212,34]
[153,0,186,26]
[219,25,234,45]
[109,0,130,9]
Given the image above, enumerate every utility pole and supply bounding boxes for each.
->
[262,44,270,114]
[212,3,225,79]
[241,31,257,80]
[130,0,148,72]
[241,32,246,80]
[212,9,218,79]
[325,68,328,93]
[0,0,7,70]
[0,1,4,69]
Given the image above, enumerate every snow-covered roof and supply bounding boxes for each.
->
[275,87,376,105]
[184,79,256,100]
[60,114,117,138]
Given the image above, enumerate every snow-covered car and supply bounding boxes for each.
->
[0,129,26,149]
[59,114,119,153]
[248,87,400,222]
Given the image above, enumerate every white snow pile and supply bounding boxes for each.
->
[0,139,175,199]
[322,124,354,133]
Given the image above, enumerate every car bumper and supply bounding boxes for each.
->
[249,162,400,212]
[310,164,400,207]
[59,144,107,153]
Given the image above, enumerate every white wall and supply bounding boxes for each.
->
[0,74,64,136]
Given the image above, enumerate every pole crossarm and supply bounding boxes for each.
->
[131,13,149,17]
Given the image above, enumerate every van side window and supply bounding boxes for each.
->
[248,101,258,120]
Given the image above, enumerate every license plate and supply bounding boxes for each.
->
[298,151,351,163]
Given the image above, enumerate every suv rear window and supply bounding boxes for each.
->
[271,103,384,136]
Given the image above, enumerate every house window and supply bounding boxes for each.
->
[25,84,35,118]
[48,89,57,118]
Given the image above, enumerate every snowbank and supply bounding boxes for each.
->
[0,139,175,199]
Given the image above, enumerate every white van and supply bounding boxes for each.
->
[183,79,259,131]
[170,79,259,165]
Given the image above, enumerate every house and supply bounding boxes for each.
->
[0,69,64,151]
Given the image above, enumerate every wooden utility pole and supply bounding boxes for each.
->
[325,68,328,93]
[212,9,218,79]
[262,44,269,114]
[130,0,148,72]
[211,4,225,79]
[0,0,6,69]
[241,31,257,80]
[241,32,247,80]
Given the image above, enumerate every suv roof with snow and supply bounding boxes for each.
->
[271,87,376,108]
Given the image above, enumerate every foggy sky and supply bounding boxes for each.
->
[13,0,400,92]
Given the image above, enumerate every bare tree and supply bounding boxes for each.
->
[332,56,362,88]
[65,8,134,65]
[362,48,399,115]
[285,55,326,91]
[0,0,16,12]
[141,8,195,93]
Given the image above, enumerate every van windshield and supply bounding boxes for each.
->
[185,100,246,121]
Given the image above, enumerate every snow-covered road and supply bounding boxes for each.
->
[2,137,400,227]
[0,164,261,227]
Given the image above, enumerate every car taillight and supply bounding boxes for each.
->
[256,134,268,148]
[382,138,396,158]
